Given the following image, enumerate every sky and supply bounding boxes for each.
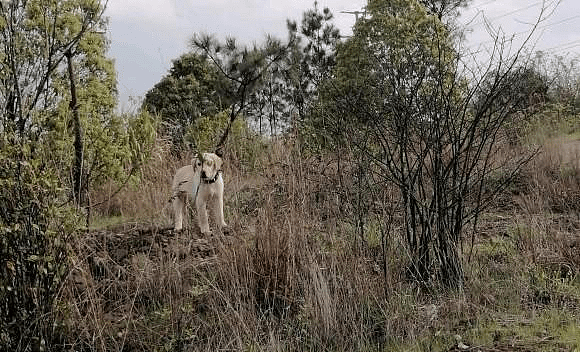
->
[105,0,580,112]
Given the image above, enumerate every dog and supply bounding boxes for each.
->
[171,152,228,234]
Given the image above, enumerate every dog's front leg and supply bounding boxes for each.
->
[196,195,211,235]
[213,182,228,231]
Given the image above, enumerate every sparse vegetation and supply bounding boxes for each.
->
[53,122,580,351]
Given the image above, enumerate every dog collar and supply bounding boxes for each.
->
[201,170,222,184]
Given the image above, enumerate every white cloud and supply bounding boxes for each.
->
[106,0,177,23]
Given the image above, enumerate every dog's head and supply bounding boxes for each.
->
[193,152,223,183]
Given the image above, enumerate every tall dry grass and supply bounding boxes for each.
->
[519,137,580,213]
[57,136,421,350]
[55,131,580,351]
[89,137,180,225]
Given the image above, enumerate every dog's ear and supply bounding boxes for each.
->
[216,155,223,171]
[192,153,202,170]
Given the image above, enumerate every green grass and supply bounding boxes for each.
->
[462,309,580,351]
[89,214,127,230]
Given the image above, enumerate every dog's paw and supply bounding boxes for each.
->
[221,225,231,234]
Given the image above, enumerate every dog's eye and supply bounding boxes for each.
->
[196,161,202,166]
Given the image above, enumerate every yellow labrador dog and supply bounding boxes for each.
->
[171,153,228,234]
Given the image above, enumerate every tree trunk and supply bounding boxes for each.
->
[66,50,84,208]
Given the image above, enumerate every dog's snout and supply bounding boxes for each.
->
[201,170,207,179]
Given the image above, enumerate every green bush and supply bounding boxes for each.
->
[185,111,267,171]
[0,139,81,350]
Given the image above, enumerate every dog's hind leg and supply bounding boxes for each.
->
[173,193,185,231]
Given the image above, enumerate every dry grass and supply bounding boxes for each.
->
[89,138,192,227]
[53,133,580,351]
[513,136,580,214]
